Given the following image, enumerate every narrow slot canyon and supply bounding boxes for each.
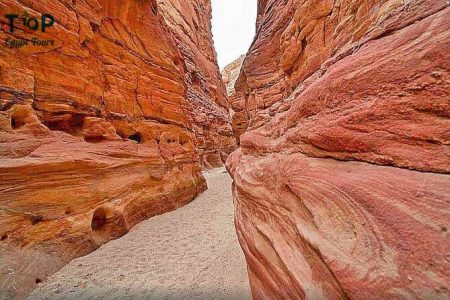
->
[0,0,449,299]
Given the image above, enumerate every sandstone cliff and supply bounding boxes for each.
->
[0,0,230,298]
[228,0,450,299]
[158,0,236,168]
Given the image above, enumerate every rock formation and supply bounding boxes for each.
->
[222,54,245,96]
[227,0,450,299]
[158,0,236,168]
[221,55,247,144]
[0,0,232,298]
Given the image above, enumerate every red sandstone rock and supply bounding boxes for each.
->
[228,150,450,299]
[0,0,230,298]
[236,0,448,133]
[228,0,450,299]
[158,0,236,168]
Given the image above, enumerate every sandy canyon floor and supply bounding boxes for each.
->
[29,168,251,300]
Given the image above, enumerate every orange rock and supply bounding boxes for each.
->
[228,0,450,298]
[0,0,231,298]
[158,0,237,168]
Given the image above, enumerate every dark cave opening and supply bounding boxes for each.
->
[129,132,143,144]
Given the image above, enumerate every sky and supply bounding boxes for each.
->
[211,0,257,69]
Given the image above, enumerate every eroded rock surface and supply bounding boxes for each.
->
[0,0,230,298]
[158,0,236,168]
[228,0,450,298]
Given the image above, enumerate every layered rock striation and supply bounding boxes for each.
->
[158,0,236,168]
[0,0,231,298]
[228,0,450,299]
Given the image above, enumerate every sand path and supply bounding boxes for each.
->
[30,168,251,300]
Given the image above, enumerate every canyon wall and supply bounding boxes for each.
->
[228,0,450,299]
[158,0,236,168]
[0,0,229,298]
[221,54,246,144]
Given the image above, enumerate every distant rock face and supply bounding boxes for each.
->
[221,55,247,144]
[0,0,231,298]
[158,0,236,168]
[228,0,450,299]
[222,55,245,96]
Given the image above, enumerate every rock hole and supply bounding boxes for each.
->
[91,207,128,244]
[191,71,201,86]
[301,37,308,50]
[441,226,447,233]
[90,22,100,33]
[129,132,143,144]
[35,278,42,284]
[0,234,7,241]
[91,208,107,231]
[10,113,26,129]
[179,135,189,146]
[31,215,43,225]
[65,208,72,215]
[43,113,85,134]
